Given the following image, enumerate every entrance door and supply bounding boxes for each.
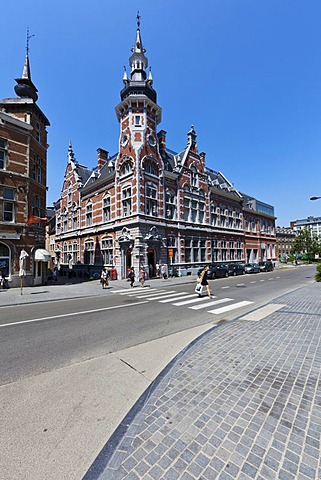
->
[34,261,43,286]
[125,248,132,278]
[147,248,155,277]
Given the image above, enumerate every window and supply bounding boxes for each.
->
[35,121,41,143]
[120,161,132,177]
[0,138,7,169]
[146,184,157,216]
[72,242,78,264]
[0,242,10,276]
[199,201,205,223]
[190,165,198,187]
[122,186,132,216]
[144,162,157,176]
[86,202,93,226]
[184,197,190,221]
[67,182,72,204]
[102,237,113,264]
[33,155,44,184]
[32,194,42,217]
[165,190,176,219]
[84,240,95,264]
[3,188,15,222]
[135,115,141,126]
[103,195,111,222]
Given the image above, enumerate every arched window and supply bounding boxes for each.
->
[144,161,158,176]
[120,161,132,177]
[0,242,11,277]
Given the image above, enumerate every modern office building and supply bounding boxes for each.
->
[291,216,321,239]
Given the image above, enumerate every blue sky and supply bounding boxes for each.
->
[1,0,321,226]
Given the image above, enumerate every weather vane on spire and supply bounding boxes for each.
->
[26,27,35,56]
[136,11,141,29]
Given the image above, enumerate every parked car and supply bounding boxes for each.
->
[228,263,246,276]
[258,261,274,272]
[198,263,229,279]
[244,263,260,274]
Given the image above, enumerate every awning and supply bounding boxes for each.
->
[34,248,51,262]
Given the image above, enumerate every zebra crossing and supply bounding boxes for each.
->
[112,287,254,316]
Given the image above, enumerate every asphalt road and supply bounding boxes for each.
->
[0,265,315,386]
[0,265,316,480]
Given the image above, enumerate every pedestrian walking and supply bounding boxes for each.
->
[100,267,109,289]
[196,266,213,298]
[139,266,146,287]
[128,266,135,288]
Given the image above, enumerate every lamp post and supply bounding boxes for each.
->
[310,196,321,201]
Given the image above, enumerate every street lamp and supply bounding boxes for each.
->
[310,196,321,201]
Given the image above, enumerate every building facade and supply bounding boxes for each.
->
[54,19,276,279]
[276,226,296,261]
[0,49,50,287]
[291,216,321,239]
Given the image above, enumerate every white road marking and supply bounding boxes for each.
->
[208,300,253,315]
[240,304,286,322]
[127,290,167,297]
[221,286,230,289]
[268,278,274,281]
[173,297,206,306]
[135,291,177,299]
[260,280,265,282]
[0,301,149,329]
[159,294,196,303]
[250,281,256,284]
[141,292,189,301]
[189,298,232,310]
[112,288,158,295]
[236,283,245,286]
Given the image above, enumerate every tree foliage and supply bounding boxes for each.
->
[291,228,320,261]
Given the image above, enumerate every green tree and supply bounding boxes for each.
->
[291,228,320,262]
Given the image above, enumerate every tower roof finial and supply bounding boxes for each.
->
[136,11,141,29]
[26,27,35,57]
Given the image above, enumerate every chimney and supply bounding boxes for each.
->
[97,148,108,171]
[157,130,167,153]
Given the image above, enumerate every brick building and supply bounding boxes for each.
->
[54,18,276,279]
[0,47,50,287]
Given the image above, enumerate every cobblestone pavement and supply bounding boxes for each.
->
[85,283,321,480]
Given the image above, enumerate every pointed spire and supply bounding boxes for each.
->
[187,125,197,148]
[14,28,38,102]
[148,67,153,84]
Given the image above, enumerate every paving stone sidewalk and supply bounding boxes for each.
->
[85,283,321,480]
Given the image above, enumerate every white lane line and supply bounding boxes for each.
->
[135,290,177,299]
[0,301,149,329]
[173,297,205,306]
[260,280,265,282]
[276,276,280,278]
[240,304,286,322]
[189,298,232,310]
[143,292,189,301]
[236,283,245,286]
[208,300,253,315]
[268,278,274,281]
[250,281,256,284]
[113,288,159,295]
[159,294,196,303]
[221,286,230,289]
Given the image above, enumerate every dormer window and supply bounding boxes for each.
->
[67,182,72,204]
[135,115,141,126]
[190,165,198,187]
